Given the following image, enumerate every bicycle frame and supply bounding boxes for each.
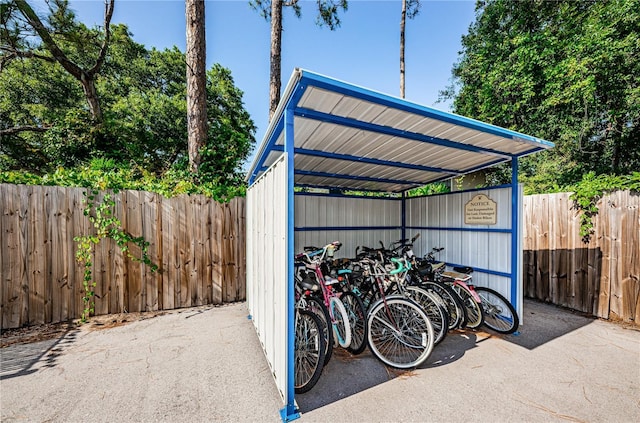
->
[295,242,350,345]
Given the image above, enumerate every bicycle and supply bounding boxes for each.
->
[295,242,352,352]
[351,252,435,368]
[421,247,519,334]
[475,286,519,334]
[293,306,326,393]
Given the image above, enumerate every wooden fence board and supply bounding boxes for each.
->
[2,184,21,328]
[212,201,223,304]
[161,198,175,311]
[609,192,623,319]
[142,191,159,311]
[30,186,46,325]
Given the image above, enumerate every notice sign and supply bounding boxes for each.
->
[464,194,497,225]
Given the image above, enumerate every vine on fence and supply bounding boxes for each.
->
[74,189,158,322]
[570,172,640,242]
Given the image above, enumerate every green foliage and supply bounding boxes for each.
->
[569,172,640,242]
[250,0,348,29]
[442,0,640,192]
[406,182,450,197]
[74,189,158,322]
[0,158,245,202]
[1,14,255,187]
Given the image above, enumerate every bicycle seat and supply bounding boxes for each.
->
[453,266,473,274]
[300,277,320,292]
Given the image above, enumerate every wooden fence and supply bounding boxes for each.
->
[1,184,245,330]
[3,184,638,329]
[523,191,639,325]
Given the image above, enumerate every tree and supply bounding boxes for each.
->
[1,0,114,123]
[400,0,420,98]
[441,0,640,192]
[250,0,348,120]
[1,21,255,185]
[185,0,207,174]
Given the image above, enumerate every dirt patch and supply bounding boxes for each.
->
[1,304,236,348]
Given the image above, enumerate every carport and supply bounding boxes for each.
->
[245,69,553,421]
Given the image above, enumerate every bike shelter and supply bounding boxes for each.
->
[245,69,553,421]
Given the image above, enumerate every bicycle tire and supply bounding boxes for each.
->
[421,280,467,330]
[294,309,326,394]
[405,286,449,345]
[306,296,333,365]
[329,296,352,348]
[367,296,434,369]
[340,291,368,355]
[475,287,519,334]
[452,283,484,329]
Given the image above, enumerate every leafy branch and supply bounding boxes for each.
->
[569,172,640,242]
[74,189,158,322]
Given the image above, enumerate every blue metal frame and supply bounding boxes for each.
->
[406,226,511,233]
[249,114,284,185]
[510,157,519,308]
[401,192,407,242]
[295,169,426,188]
[293,147,458,175]
[446,262,511,279]
[406,184,513,200]
[295,225,402,232]
[282,105,299,422]
[295,107,512,159]
[294,191,402,200]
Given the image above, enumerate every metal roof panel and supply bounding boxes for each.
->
[248,69,554,191]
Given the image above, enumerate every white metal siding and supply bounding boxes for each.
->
[246,155,288,404]
[294,195,401,259]
[406,186,523,316]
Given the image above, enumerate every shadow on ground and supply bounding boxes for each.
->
[296,298,596,414]
[296,329,480,413]
[507,298,597,350]
[0,327,78,380]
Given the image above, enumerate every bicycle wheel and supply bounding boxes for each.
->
[421,280,467,330]
[367,296,434,369]
[475,287,519,334]
[405,286,449,345]
[306,296,333,365]
[452,284,484,329]
[340,291,368,355]
[329,296,352,348]
[294,309,326,394]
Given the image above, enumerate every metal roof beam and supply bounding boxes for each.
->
[294,107,513,159]
[294,169,425,187]
[293,147,459,175]
[294,183,400,194]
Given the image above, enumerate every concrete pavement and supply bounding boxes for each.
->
[1,300,639,422]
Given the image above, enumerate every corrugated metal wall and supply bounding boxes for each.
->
[246,155,288,404]
[406,186,523,316]
[294,195,402,259]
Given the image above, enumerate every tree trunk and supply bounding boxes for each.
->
[14,0,114,123]
[80,72,102,123]
[269,0,283,121]
[400,0,406,98]
[185,0,208,175]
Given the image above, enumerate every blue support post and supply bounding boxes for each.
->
[401,192,407,242]
[510,156,519,310]
[280,106,300,422]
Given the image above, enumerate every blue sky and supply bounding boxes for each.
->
[62,0,477,164]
